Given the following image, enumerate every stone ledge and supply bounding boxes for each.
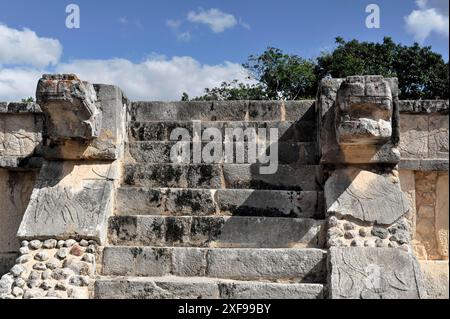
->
[95,276,325,299]
[0,102,43,114]
[399,159,449,171]
[399,100,449,114]
[131,100,316,122]
[0,156,43,169]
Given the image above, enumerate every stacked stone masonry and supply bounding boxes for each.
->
[0,74,448,299]
[0,239,99,299]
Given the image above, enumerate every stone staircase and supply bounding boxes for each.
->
[95,101,328,299]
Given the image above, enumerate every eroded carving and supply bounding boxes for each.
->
[325,167,410,225]
[36,74,101,141]
[329,247,427,299]
[317,75,400,164]
[336,76,393,145]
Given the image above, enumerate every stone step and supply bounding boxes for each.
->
[115,187,324,218]
[131,100,315,122]
[101,247,327,283]
[95,276,325,299]
[129,120,316,142]
[108,216,325,248]
[127,141,318,165]
[123,164,322,191]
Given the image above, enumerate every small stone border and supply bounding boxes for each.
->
[0,239,98,299]
[326,215,412,252]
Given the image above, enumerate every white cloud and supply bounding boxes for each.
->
[0,67,43,101]
[187,8,237,33]
[56,56,253,101]
[0,24,62,67]
[0,24,253,101]
[118,16,128,25]
[177,31,192,42]
[238,17,251,30]
[166,19,192,42]
[166,19,181,29]
[0,56,253,101]
[405,0,449,42]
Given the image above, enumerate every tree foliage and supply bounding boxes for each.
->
[184,80,267,101]
[186,38,449,101]
[317,37,449,99]
[244,47,317,100]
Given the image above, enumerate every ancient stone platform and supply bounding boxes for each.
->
[0,75,448,299]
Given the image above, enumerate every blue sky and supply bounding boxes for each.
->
[0,0,448,100]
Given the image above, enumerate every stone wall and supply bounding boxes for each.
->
[0,102,44,168]
[399,100,448,171]
[0,76,448,299]
[398,100,449,299]
[0,103,44,275]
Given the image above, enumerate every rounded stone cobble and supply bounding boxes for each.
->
[1,238,98,299]
[29,271,41,280]
[359,228,368,237]
[16,255,31,264]
[343,222,355,231]
[43,239,57,249]
[81,254,95,264]
[46,258,61,270]
[12,287,24,297]
[42,270,52,280]
[79,240,89,247]
[371,227,389,239]
[64,239,77,248]
[33,263,47,271]
[326,217,412,248]
[29,240,43,250]
[19,246,30,255]
[34,251,50,262]
[10,265,25,277]
[56,248,68,260]
[70,245,84,257]
[14,278,26,289]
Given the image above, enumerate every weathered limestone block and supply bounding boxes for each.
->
[329,247,427,299]
[95,277,324,299]
[398,170,416,237]
[419,260,449,299]
[41,83,128,160]
[398,100,449,114]
[317,76,400,164]
[17,161,120,243]
[399,114,429,159]
[336,76,393,145]
[435,173,449,259]
[0,169,37,256]
[413,171,448,260]
[0,114,43,158]
[429,115,449,159]
[0,104,44,168]
[325,167,410,225]
[36,74,101,141]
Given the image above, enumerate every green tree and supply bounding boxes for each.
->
[317,37,449,99]
[21,97,34,103]
[186,38,449,101]
[190,80,267,101]
[244,47,317,100]
[186,48,317,101]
